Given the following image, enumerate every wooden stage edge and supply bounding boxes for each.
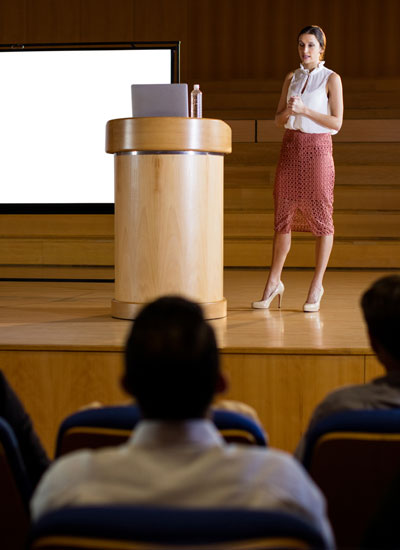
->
[0,269,391,457]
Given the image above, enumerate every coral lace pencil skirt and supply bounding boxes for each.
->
[274,129,335,235]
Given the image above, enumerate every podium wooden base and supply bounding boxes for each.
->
[111,297,227,321]
[107,118,232,323]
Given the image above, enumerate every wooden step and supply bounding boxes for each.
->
[3,235,397,269]
[226,143,400,166]
[0,238,114,265]
[227,119,400,144]
[225,185,400,211]
[333,165,400,185]
[0,265,114,280]
[206,108,400,120]
[226,120,256,142]
[342,78,400,92]
[0,214,113,237]
[225,165,400,188]
[201,80,283,93]
[256,120,400,143]
[225,165,274,187]
[225,211,400,238]
[205,92,280,110]
[204,91,400,111]
[225,238,400,268]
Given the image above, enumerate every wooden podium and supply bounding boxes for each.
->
[106,117,232,320]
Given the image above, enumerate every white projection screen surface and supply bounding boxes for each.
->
[0,46,173,210]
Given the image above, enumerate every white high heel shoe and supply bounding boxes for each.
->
[303,287,324,312]
[252,281,284,309]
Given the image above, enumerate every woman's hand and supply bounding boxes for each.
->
[287,95,305,115]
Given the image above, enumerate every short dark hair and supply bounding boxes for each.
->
[297,25,326,60]
[361,275,400,361]
[124,296,220,420]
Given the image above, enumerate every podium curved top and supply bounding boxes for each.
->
[106,117,232,154]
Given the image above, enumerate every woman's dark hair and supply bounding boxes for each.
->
[124,296,220,420]
[297,25,326,60]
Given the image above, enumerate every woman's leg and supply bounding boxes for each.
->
[261,231,291,300]
[306,234,334,303]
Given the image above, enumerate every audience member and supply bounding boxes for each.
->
[31,296,333,547]
[0,370,50,487]
[296,274,400,460]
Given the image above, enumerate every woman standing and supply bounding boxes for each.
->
[252,25,343,312]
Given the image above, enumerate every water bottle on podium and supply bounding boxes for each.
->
[190,84,202,118]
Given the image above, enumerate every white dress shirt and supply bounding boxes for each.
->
[31,419,334,548]
[285,61,337,135]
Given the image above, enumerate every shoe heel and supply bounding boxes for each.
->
[278,292,283,309]
[303,287,324,313]
[252,280,284,310]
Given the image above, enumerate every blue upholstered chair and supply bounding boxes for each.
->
[0,417,32,550]
[301,409,400,549]
[55,404,267,457]
[29,506,328,549]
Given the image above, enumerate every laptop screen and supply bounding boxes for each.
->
[131,83,188,117]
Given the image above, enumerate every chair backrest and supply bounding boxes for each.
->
[29,506,327,550]
[55,405,267,457]
[0,417,32,550]
[302,409,400,548]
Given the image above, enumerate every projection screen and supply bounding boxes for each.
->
[0,43,179,212]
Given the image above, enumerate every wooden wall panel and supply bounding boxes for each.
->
[24,0,82,43]
[23,0,135,44]
[0,215,113,237]
[132,0,189,80]
[1,350,127,456]
[132,0,400,80]
[225,239,400,269]
[1,348,368,456]
[1,0,400,273]
[80,0,135,42]
[0,0,26,44]
[1,0,400,79]
[220,353,365,452]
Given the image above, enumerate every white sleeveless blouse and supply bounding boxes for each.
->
[284,61,337,135]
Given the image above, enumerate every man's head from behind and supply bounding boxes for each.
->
[361,275,400,368]
[123,296,225,420]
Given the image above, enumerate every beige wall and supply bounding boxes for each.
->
[0,0,399,80]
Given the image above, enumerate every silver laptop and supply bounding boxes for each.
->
[131,83,188,117]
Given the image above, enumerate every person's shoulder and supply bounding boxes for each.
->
[31,448,95,521]
[240,444,305,472]
[244,446,321,494]
[317,382,370,407]
[42,448,93,481]
[310,381,380,421]
[281,71,295,90]
[285,70,295,81]
[327,71,342,85]
[328,381,372,397]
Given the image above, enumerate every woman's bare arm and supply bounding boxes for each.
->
[275,72,294,127]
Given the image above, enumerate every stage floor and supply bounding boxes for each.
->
[0,269,389,454]
[0,269,387,353]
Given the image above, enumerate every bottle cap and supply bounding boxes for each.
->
[194,84,200,90]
